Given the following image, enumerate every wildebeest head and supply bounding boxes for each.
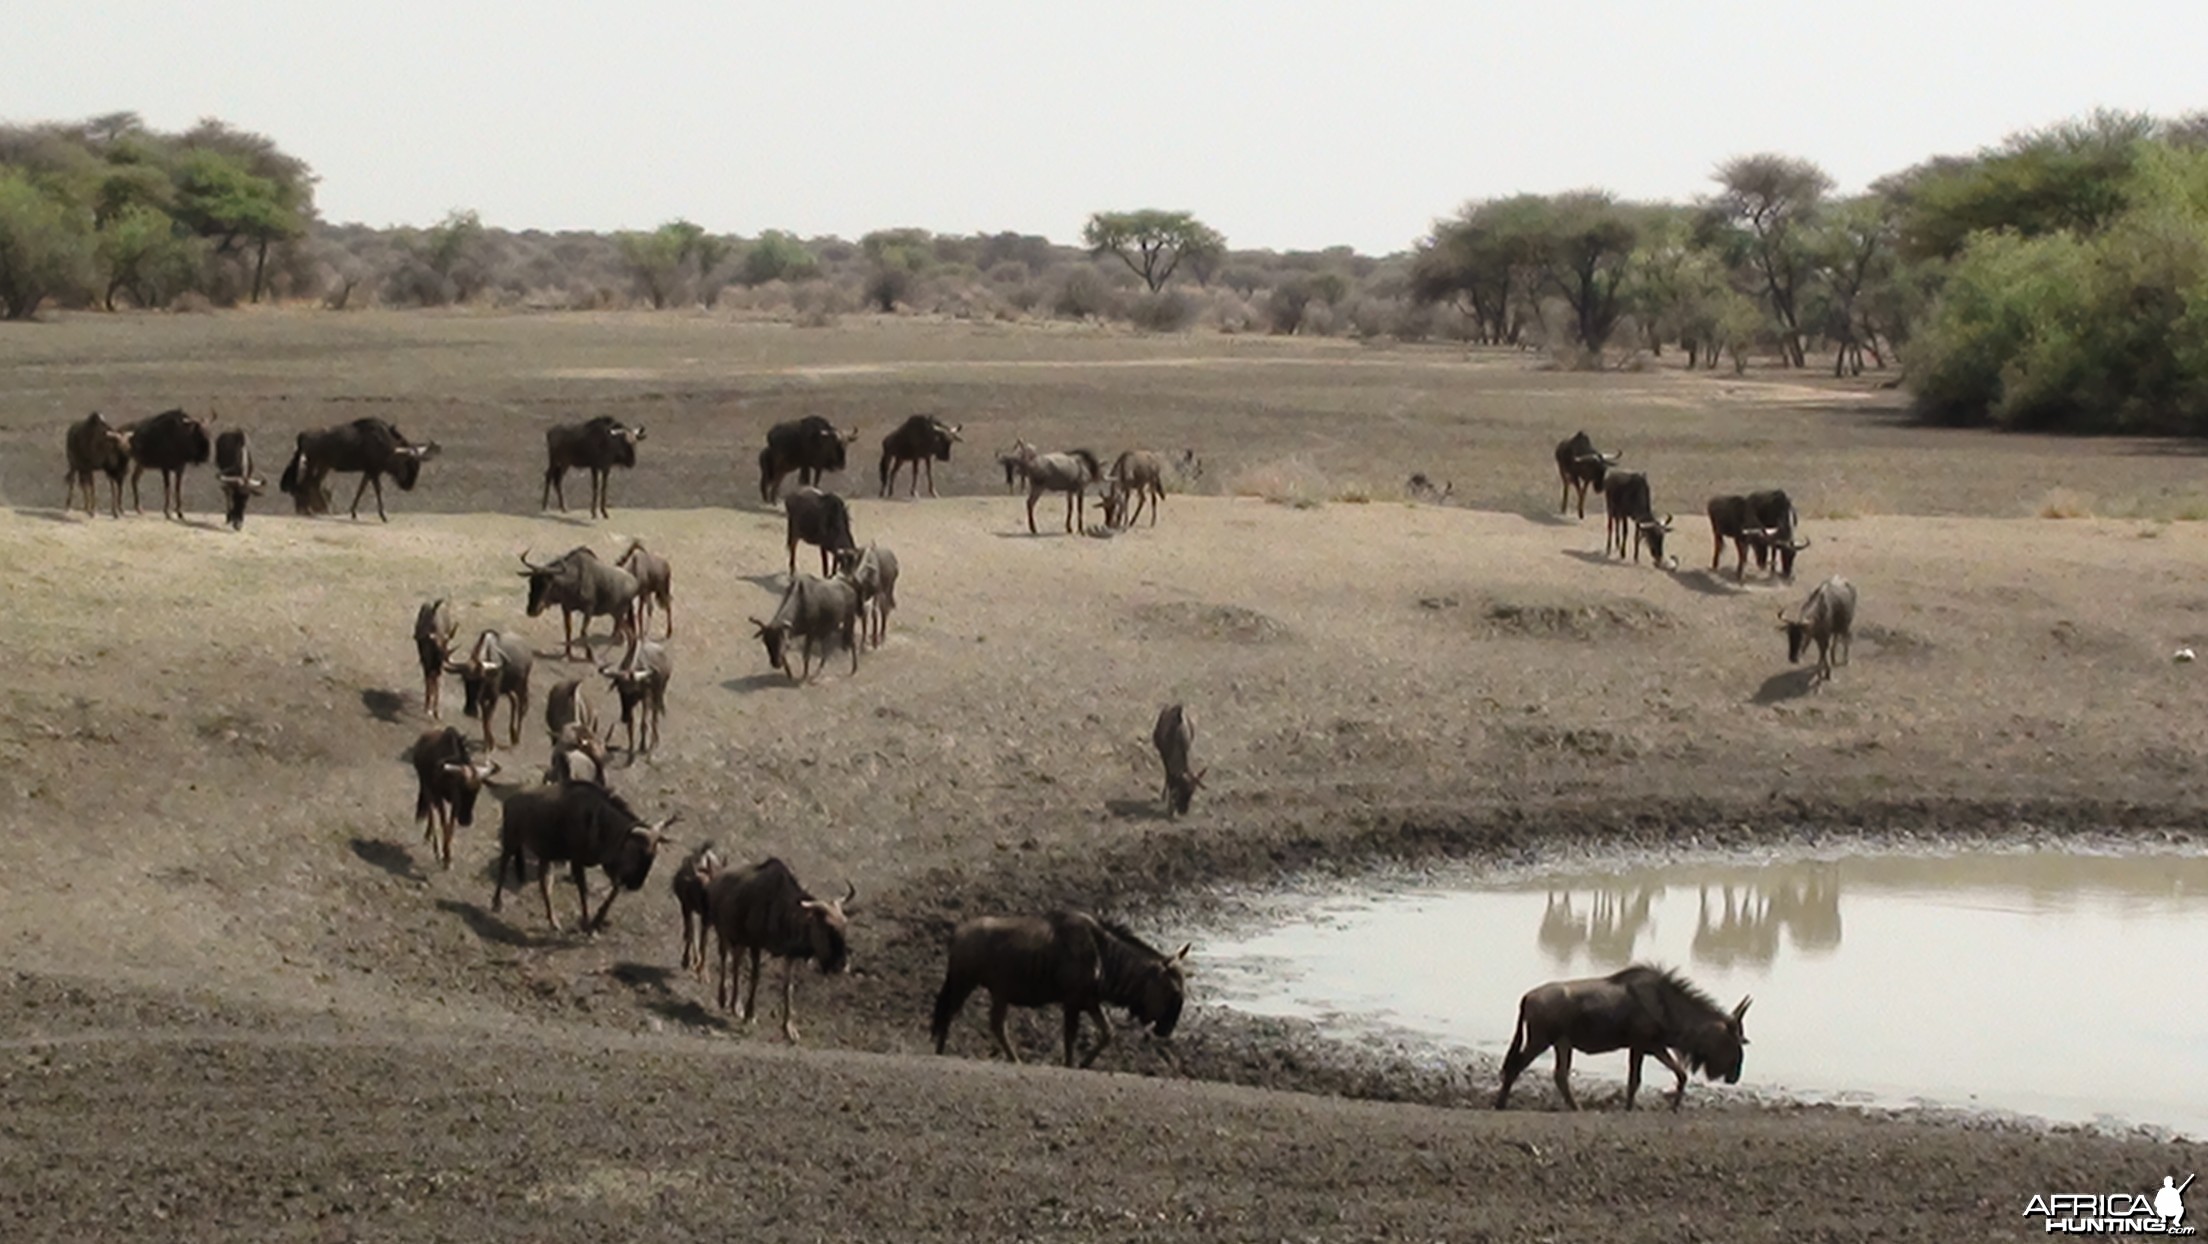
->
[1129,942,1191,1037]
[518,548,585,617]
[1636,513,1674,564]
[1690,996,1752,1084]
[798,881,857,975]
[607,816,680,892]
[1166,767,1207,817]
[445,630,509,716]
[930,418,962,460]
[438,757,500,825]
[750,616,790,673]
[388,441,440,491]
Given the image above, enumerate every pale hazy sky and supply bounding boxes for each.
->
[5,2,2203,254]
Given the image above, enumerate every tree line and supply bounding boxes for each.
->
[6,109,2208,434]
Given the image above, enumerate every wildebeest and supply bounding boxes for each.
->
[751,574,862,684]
[1153,703,1206,817]
[783,487,856,578]
[1780,575,1857,688]
[543,676,599,747]
[1407,473,1454,504]
[1600,471,1673,565]
[278,417,441,522]
[1554,430,1621,520]
[831,543,899,649]
[931,911,1190,1068]
[445,629,533,752]
[213,429,264,530]
[127,408,213,521]
[671,840,724,976]
[615,539,674,639]
[492,781,678,933]
[1706,490,1809,581]
[546,722,609,787]
[1494,964,1751,1112]
[64,412,134,518]
[413,598,459,719]
[997,451,1027,492]
[707,858,856,1042]
[758,416,857,503]
[600,638,672,756]
[879,414,961,498]
[542,415,644,519]
[408,726,498,870]
[520,546,640,661]
[1102,449,1167,529]
[1008,440,1102,534]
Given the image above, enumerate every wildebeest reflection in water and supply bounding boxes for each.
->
[1537,886,1659,967]
[1691,871,1842,969]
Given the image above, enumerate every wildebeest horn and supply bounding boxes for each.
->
[1174,943,1191,962]
[631,425,647,442]
[1733,996,1752,1022]
[442,658,469,673]
[1600,451,1622,463]
[1786,537,1812,551]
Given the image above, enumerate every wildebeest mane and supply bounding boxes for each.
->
[1092,917,1177,1017]
[1610,962,1730,1075]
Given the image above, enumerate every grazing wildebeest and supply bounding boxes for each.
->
[879,414,962,498]
[520,546,640,661]
[1407,473,1454,503]
[1554,430,1621,520]
[707,858,856,1042]
[671,841,724,976]
[126,408,212,521]
[407,726,498,870]
[600,638,672,756]
[543,676,598,747]
[546,722,609,787]
[413,598,459,719]
[492,782,678,933]
[1008,439,1102,534]
[445,629,534,752]
[783,487,856,578]
[1600,471,1673,565]
[931,911,1190,1068]
[1102,449,1167,529]
[830,543,899,649]
[758,416,857,503]
[1153,703,1206,817]
[1780,575,1857,688]
[279,417,440,522]
[1707,490,1809,581]
[1494,964,1751,1112]
[751,574,861,684]
[542,415,643,518]
[213,429,264,530]
[615,539,673,639]
[64,412,134,518]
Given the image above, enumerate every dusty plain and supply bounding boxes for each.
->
[1,311,2203,1241]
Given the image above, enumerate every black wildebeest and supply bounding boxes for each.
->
[615,539,674,639]
[408,726,498,870]
[413,598,459,719]
[63,412,133,518]
[213,429,265,530]
[707,858,856,1042]
[542,415,644,519]
[445,629,534,752]
[783,487,856,578]
[279,417,441,522]
[879,413,962,498]
[1494,964,1751,1112]
[1153,703,1206,817]
[1600,471,1673,566]
[1008,440,1102,534]
[932,911,1190,1069]
[127,408,213,521]
[751,574,862,684]
[492,781,678,933]
[520,547,640,661]
[1780,575,1857,688]
[671,841,724,977]
[1554,430,1621,520]
[758,416,857,504]
[1706,490,1810,581]
[831,543,899,649]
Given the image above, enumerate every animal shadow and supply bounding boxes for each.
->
[721,672,788,695]
[1751,667,1818,705]
[434,897,559,949]
[535,513,597,528]
[610,961,723,1030]
[348,837,425,881]
[737,571,788,591]
[10,507,84,525]
[1561,548,1623,569]
[359,688,408,723]
[1669,569,1749,599]
[1518,509,1579,528]
[1105,797,1172,822]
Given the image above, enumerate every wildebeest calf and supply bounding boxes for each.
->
[932,911,1190,1068]
[213,429,264,530]
[1152,703,1206,817]
[708,858,856,1042]
[615,539,674,639]
[1102,449,1167,529]
[492,782,678,933]
[64,412,134,518]
[446,629,534,752]
[1780,575,1857,688]
[831,543,900,649]
[413,598,459,719]
[671,840,724,976]
[408,726,499,870]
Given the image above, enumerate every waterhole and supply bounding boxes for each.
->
[1199,847,2208,1136]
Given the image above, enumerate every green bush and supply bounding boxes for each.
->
[0,171,95,318]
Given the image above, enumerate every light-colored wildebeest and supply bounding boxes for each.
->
[543,676,599,746]
[671,840,724,977]
[1493,963,1751,1112]
[831,543,899,649]
[1706,490,1809,581]
[407,726,499,870]
[1554,430,1621,520]
[413,598,459,719]
[1779,574,1857,688]
[600,637,672,756]
[278,416,440,522]
[542,415,644,519]
[213,428,265,530]
[879,413,962,498]
[932,911,1190,1068]
[751,574,861,684]
[1153,703,1206,817]
[615,539,674,639]
[707,858,856,1043]
[1101,449,1167,529]
[64,412,134,518]
[491,782,678,933]
[1599,471,1673,566]
[1007,439,1102,534]
[520,546,640,662]
[445,629,534,753]
[126,407,213,521]
[759,415,858,503]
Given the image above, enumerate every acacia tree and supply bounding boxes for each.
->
[1081,210,1225,293]
[1706,154,1832,367]
[617,219,727,308]
[1536,192,1642,360]
[860,227,932,311]
[1805,197,1900,375]
[0,170,95,318]
[1410,195,1552,344]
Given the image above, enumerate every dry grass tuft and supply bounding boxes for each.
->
[2036,488,2096,519]
[1225,456,1333,508]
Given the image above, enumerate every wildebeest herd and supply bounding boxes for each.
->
[55,403,1858,1105]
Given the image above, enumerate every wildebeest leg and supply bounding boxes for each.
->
[680,910,696,971]
[1648,1047,1691,1111]
[742,947,765,1023]
[988,996,1019,1063]
[1552,1046,1578,1111]
[439,809,456,871]
[1560,470,1571,515]
[537,864,561,932]
[508,693,525,746]
[846,612,861,674]
[542,465,562,512]
[1494,1012,1547,1110]
[592,467,609,519]
[1025,486,1041,535]
[1077,1003,1113,1069]
[1710,529,1724,572]
[491,848,512,911]
[715,935,734,1010]
[588,878,621,931]
[1625,1048,1645,1109]
[931,978,977,1054]
[780,959,800,1043]
[1061,1004,1083,1068]
[787,534,798,577]
[570,862,595,931]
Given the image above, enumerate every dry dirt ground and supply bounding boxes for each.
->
[1,311,2203,1240]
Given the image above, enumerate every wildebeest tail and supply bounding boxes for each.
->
[278,433,309,496]
[1070,448,1102,482]
[1502,1001,1529,1069]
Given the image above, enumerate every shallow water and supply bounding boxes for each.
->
[1199,848,2208,1136]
